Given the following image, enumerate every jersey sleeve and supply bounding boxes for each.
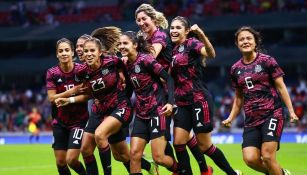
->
[46,69,56,90]
[266,57,285,79]
[151,30,167,48]
[142,54,164,76]
[230,66,239,89]
[190,38,205,54]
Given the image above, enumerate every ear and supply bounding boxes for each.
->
[99,50,103,56]
[133,43,138,50]
[185,29,190,36]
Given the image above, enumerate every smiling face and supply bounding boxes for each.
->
[83,40,102,67]
[236,30,257,55]
[170,19,189,45]
[56,42,74,64]
[136,11,156,35]
[118,35,137,58]
[75,38,87,62]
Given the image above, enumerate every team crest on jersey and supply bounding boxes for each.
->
[237,70,241,75]
[101,68,109,75]
[178,44,184,52]
[255,65,263,73]
[85,74,90,79]
[57,78,63,83]
[135,65,141,73]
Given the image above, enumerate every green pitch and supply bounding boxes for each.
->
[0,144,306,175]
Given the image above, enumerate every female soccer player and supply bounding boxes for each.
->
[46,38,88,175]
[118,31,179,175]
[78,28,120,175]
[56,36,158,175]
[76,34,91,63]
[170,16,242,175]
[223,26,298,175]
[135,4,211,174]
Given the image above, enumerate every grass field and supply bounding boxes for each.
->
[0,143,306,175]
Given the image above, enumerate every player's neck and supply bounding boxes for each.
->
[128,52,138,63]
[60,62,74,73]
[89,59,101,71]
[242,52,257,64]
[148,26,158,38]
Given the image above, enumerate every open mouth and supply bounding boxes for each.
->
[170,33,179,40]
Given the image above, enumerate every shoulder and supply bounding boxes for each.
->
[74,63,87,73]
[231,58,243,70]
[47,66,59,75]
[139,53,155,63]
[258,53,275,61]
[187,37,202,46]
[155,28,167,37]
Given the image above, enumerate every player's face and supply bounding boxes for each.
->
[83,41,102,67]
[118,35,137,58]
[76,38,86,62]
[136,11,156,35]
[237,31,256,54]
[57,42,73,64]
[170,20,189,45]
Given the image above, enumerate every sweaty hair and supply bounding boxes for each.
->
[122,31,153,54]
[78,34,91,40]
[56,38,74,52]
[83,37,104,51]
[91,26,121,54]
[171,16,199,39]
[235,26,264,52]
[135,3,168,29]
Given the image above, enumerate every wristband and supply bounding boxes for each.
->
[69,97,75,103]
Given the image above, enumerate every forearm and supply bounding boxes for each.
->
[48,90,74,103]
[229,93,243,121]
[197,32,215,58]
[278,85,295,114]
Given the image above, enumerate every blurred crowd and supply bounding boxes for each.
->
[0,0,306,27]
[1,77,306,133]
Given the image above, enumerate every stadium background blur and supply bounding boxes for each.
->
[0,0,306,135]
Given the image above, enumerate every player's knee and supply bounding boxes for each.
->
[152,151,165,165]
[66,156,79,166]
[243,155,258,167]
[262,153,274,165]
[113,149,129,162]
[80,145,91,157]
[56,159,67,167]
[130,147,142,161]
[94,132,106,145]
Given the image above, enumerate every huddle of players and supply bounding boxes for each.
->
[46,3,298,175]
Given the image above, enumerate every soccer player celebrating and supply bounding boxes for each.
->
[46,38,88,175]
[223,26,299,175]
[118,31,179,175]
[56,36,157,175]
[135,4,211,174]
[76,34,91,63]
[77,28,119,175]
[170,16,242,175]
